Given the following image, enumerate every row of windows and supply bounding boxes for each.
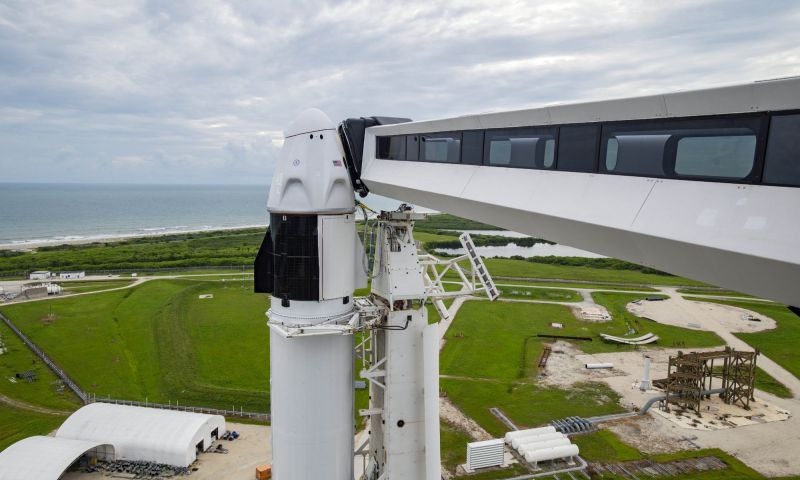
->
[375,112,800,187]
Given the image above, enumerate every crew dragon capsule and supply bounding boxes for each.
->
[254,109,368,480]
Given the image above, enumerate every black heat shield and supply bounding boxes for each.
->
[253,214,320,303]
[338,116,411,197]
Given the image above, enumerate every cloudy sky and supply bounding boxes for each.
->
[1,0,799,185]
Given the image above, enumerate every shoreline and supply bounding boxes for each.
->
[0,224,268,252]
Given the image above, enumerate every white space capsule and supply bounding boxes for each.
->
[254,109,367,480]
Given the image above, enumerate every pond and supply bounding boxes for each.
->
[437,230,605,258]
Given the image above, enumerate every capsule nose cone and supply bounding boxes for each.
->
[284,108,335,138]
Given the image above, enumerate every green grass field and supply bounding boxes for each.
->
[0,228,266,274]
[572,429,643,463]
[588,293,724,353]
[492,279,660,292]
[491,286,581,302]
[442,378,624,437]
[0,321,81,411]
[0,280,271,411]
[676,287,755,298]
[0,406,66,452]
[437,298,725,439]
[481,258,705,286]
[754,367,793,398]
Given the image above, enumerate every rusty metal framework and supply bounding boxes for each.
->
[662,347,758,413]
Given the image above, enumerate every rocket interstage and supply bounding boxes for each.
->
[254,109,367,480]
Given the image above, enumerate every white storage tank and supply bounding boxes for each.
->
[585,363,614,369]
[517,437,571,455]
[504,426,556,444]
[511,432,564,450]
[523,444,580,465]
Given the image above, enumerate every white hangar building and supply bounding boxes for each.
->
[56,403,226,468]
[0,436,114,480]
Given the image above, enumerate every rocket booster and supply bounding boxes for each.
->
[254,109,367,480]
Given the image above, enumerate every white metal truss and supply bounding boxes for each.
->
[418,232,499,321]
[355,207,499,480]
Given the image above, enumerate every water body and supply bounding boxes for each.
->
[437,229,605,258]
[0,183,406,248]
[435,243,605,258]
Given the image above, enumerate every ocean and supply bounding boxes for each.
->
[0,183,405,248]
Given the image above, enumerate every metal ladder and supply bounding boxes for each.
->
[459,233,499,300]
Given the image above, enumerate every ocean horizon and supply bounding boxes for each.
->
[0,183,406,248]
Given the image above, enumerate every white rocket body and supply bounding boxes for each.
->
[257,109,367,480]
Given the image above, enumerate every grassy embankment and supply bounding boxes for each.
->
[0,228,266,274]
[573,429,796,480]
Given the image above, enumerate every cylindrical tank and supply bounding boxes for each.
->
[504,426,556,444]
[585,363,614,369]
[254,109,365,480]
[511,432,564,449]
[517,437,571,454]
[270,321,354,479]
[523,444,580,464]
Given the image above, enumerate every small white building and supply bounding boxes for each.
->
[59,271,85,279]
[29,271,51,280]
[56,403,226,467]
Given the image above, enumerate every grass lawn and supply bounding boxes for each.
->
[440,301,577,380]
[441,420,471,472]
[491,286,581,302]
[572,430,790,480]
[676,287,755,298]
[572,429,643,463]
[0,280,271,411]
[0,406,66,452]
[587,293,725,353]
[481,258,705,286]
[437,298,726,438]
[0,279,375,421]
[754,367,793,399]
[493,279,660,292]
[0,321,81,411]
[441,378,624,437]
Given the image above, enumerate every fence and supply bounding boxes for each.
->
[0,311,89,403]
[93,396,270,422]
[0,311,270,422]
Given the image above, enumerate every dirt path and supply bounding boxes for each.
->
[0,392,72,416]
[440,397,491,441]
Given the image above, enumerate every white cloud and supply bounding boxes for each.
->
[0,0,798,183]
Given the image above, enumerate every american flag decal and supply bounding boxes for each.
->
[332,160,343,167]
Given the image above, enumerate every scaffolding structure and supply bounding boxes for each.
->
[661,347,758,413]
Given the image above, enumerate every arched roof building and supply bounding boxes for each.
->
[56,403,225,467]
[0,436,114,480]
